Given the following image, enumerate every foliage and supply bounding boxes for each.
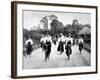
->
[50,19,64,35]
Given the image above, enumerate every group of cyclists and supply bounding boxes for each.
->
[40,33,84,61]
[24,33,84,62]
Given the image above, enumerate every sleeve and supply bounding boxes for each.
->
[82,39,84,43]
[78,39,80,43]
[50,37,52,43]
[40,38,42,42]
[31,40,33,45]
[25,40,28,45]
[58,38,60,43]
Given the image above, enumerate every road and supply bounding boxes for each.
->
[23,43,91,69]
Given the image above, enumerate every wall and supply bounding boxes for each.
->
[0,0,99,80]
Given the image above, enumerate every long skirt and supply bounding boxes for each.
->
[26,45,33,56]
[79,43,83,52]
[65,45,72,56]
[57,42,64,52]
[40,42,43,48]
[42,43,47,51]
[45,42,51,61]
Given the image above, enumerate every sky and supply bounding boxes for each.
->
[23,10,91,30]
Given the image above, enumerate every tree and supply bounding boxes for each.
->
[72,19,81,38]
[64,24,73,36]
[23,28,29,39]
[29,30,42,40]
[50,19,64,36]
[49,14,58,21]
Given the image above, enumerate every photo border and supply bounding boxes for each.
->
[11,1,98,78]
